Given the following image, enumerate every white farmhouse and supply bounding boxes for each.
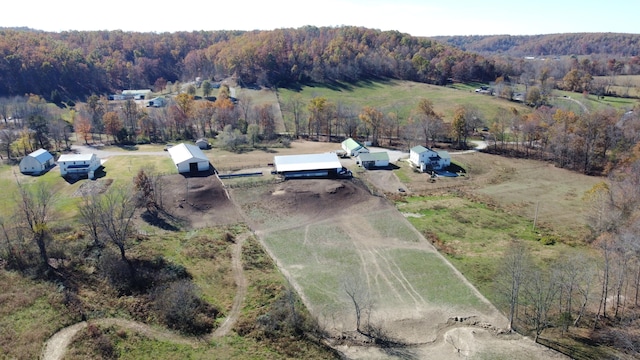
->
[58,153,101,179]
[20,148,54,175]
[409,145,450,172]
[168,143,210,174]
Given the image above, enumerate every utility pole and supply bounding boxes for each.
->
[533,201,539,231]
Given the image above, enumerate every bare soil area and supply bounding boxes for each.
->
[158,174,243,228]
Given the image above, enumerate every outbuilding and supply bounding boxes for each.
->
[409,145,450,172]
[58,153,101,179]
[168,143,210,174]
[195,138,210,150]
[20,148,54,175]
[341,138,369,157]
[357,152,390,169]
[273,153,351,179]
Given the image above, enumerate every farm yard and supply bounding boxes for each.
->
[2,78,638,359]
[1,137,622,359]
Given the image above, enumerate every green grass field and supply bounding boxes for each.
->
[277,79,533,125]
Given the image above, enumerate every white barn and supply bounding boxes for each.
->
[58,153,101,179]
[20,148,54,175]
[409,145,450,172]
[357,152,389,169]
[168,143,210,173]
[341,138,369,157]
[273,153,350,179]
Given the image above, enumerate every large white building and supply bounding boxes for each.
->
[273,153,350,179]
[19,148,54,175]
[409,145,450,172]
[168,143,210,174]
[58,153,101,179]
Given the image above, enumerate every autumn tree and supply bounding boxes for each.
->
[121,99,139,142]
[256,103,276,140]
[134,168,162,217]
[283,94,305,138]
[86,94,106,139]
[201,80,213,98]
[307,97,332,140]
[413,98,445,147]
[75,115,92,144]
[103,111,123,144]
[0,129,18,159]
[247,123,260,146]
[213,97,237,131]
[451,105,468,149]
[359,106,383,146]
[192,101,216,137]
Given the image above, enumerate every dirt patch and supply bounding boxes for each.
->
[158,174,243,228]
[240,178,386,231]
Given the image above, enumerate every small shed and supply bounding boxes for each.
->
[58,153,101,179]
[357,152,389,169]
[195,138,210,150]
[20,148,54,175]
[168,143,210,173]
[341,138,369,157]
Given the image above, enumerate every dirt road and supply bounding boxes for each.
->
[41,232,250,360]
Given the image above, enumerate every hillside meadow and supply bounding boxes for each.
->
[276,79,533,125]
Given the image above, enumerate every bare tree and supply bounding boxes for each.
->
[495,241,531,331]
[78,193,103,247]
[522,266,559,342]
[97,185,137,276]
[16,181,56,271]
[343,273,372,334]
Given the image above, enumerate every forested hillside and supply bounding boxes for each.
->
[433,33,640,58]
[0,26,497,100]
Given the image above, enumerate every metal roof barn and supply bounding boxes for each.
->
[168,143,210,173]
[19,148,54,175]
[274,153,342,173]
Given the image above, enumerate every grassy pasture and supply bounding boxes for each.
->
[593,74,640,98]
[277,79,532,124]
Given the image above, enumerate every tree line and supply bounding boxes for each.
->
[434,33,640,58]
[0,26,498,101]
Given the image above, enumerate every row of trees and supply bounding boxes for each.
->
[484,104,640,175]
